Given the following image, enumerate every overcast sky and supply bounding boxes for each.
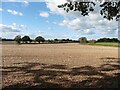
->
[0,0,119,40]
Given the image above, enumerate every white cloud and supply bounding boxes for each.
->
[39,12,49,18]
[7,0,16,2]
[7,9,17,15]
[45,0,118,37]
[59,19,81,30]
[0,23,27,38]
[45,0,67,16]
[19,12,23,16]
[0,8,3,11]
[83,29,95,35]
[45,0,67,5]
[7,9,23,16]
[0,23,27,32]
[0,24,20,33]
[22,1,29,6]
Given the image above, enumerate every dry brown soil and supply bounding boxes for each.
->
[1,43,120,88]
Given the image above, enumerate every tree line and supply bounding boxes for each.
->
[14,35,45,44]
[13,35,79,44]
[79,37,120,44]
[1,35,119,44]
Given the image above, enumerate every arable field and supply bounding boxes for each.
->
[2,43,120,89]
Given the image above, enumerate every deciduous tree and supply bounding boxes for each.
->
[58,1,120,21]
[22,36,31,43]
[14,35,21,44]
[35,36,45,43]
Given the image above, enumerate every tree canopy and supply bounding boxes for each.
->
[79,37,87,43]
[14,35,21,44]
[96,38,119,42]
[58,1,120,21]
[22,36,31,43]
[35,36,45,43]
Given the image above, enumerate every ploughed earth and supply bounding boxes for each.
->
[1,44,120,89]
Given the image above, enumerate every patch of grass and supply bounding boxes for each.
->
[87,42,120,47]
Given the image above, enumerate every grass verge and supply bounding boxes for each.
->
[87,42,120,47]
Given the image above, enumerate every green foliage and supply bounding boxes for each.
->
[79,37,87,44]
[35,36,45,43]
[97,38,119,42]
[46,39,78,43]
[58,1,95,16]
[100,2,120,21]
[14,35,21,44]
[58,1,120,21]
[54,39,58,41]
[22,36,31,43]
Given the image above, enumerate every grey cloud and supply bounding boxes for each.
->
[0,23,27,38]
[0,24,20,33]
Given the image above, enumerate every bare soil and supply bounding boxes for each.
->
[1,43,120,89]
